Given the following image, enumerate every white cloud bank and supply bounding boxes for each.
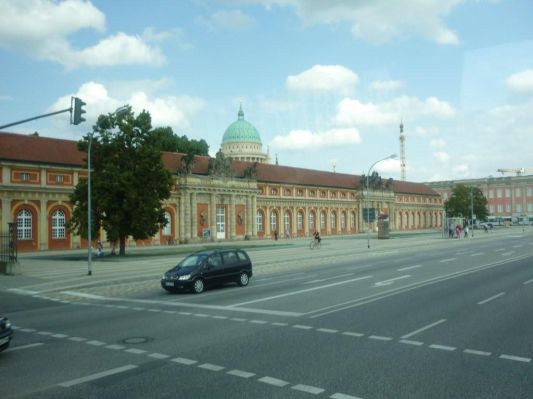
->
[0,0,167,68]
[248,0,462,44]
[197,9,255,31]
[270,127,361,150]
[369,80,404,92]
[506,69,533,95]
[287,65,358,95]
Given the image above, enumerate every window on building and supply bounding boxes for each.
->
[527,187,533,197]
[17,209,32,240]
[351,212,355,228]
[257,210,263,231]
[270,211,278,234]
[309,211,315,230]
[21,172,30,182]
[284,211,291,234]
[516,188,522,197]
[340,212,346,229]
[330,211,336,229]
[309,191,316,197]
[297,211,303,230]
[489,190,494,199]
[505,204,511,212]
[497,204,503,213]
[320,211,326,229]
[216,207,225,235]
[516,204,523,213]
[270,188,278,195]
[162,211,171,236]
[528,203,533,212]
[55,175,64,184]
[505,188,511,198]
[51,209,66,239]
[497,189,502,198]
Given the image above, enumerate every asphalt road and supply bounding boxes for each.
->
[1,228,532,398]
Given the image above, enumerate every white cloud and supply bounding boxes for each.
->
[375,158,401,173]
[50,81,206,132]
[197,9,254,31]
[287,65,358,95]
[387,96,456,119]
[0,0,165,68]
[430,138,447,148]
[453,163,469,174]
[506,69,533,95]
[247,0,462,45]
[433,151,450,162]
[270,127,361,150]
[369,80,404,92]
[334,98,397,126]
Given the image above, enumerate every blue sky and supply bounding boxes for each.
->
[1,0,532,182]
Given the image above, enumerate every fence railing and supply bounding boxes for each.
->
[0,223,17,263]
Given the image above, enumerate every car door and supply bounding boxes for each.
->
[203,253,223,286]
[220,250,240,282]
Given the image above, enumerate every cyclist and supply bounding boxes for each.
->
[313,231,321,245]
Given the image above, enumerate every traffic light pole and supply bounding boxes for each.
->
[0,107,72,130]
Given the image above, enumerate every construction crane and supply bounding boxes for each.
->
[497,168,533,176]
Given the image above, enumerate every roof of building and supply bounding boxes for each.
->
[0,131,85,166]
[0,131,438,196]
[221,105,262,145]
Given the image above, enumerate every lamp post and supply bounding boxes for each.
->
[87,105,129,276]
[366,154,397,249]
[470,186,474,238]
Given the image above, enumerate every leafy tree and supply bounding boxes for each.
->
[444,184,488,222]
[150,126,209,155]
[68,107,173,255]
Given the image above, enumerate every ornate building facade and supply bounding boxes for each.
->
[1,118,443,251]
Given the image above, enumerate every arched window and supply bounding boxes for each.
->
[257,210,263,232]
[51,209,66,239]
[340,212,346,229]
[330,211,336,229]
[350,212,356,228]
[17,209,32,240]
[309,211,315,230]
[162,211,171,236]
[297,211,303,230]
[284,211,291,234]
[270,210,278,233]
[320,211,326,229]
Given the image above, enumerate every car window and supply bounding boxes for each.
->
[222,251,238,265]
[207,254,222,268]
[237,251,248,262]
[180,255,206,268]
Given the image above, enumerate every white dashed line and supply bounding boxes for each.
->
[523,278,533,285]
[86,340,106,346]
[464,349,491,356]
[5,342,44,352]
[292,384,325,395]
[258,376,290,387]
[20,328,36,333]
[148,308,161,312]
[198,363,225,371]
[439,258,456,263]
[478,292,505,305]
[230,317,246,322]
[250,320,268,324]
[37,331,53,336]
[58,364,138,387]
[227,369,255,378]
[369,335,393,341]
[499,354,531,363]
[271,322,288,326]
[133,307,145,311]
[163,310,176,314]
[213,315,228,319]
[68,337,86,342]
[317,328,338,334]
[52,333,69,338]
[125,348,147,355]
[106,344,126,350]
[330,393,363,399]
[342,332,364,338]
[178,311,192,316]
[293,324,313,330]
[501,251,515,256]
[429,344,456,351]
[397,265,422,271]
[470,252,484,257]
[399,340,423,346]
[401,319,447,339]
[194,313,210,318]
[149,353,170,359]
[171,357,197,366]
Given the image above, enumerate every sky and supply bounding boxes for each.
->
[1,0,532,183]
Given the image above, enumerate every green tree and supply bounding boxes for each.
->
[150,126,209,155]
[68,107,173,255]
[444,184,488,222]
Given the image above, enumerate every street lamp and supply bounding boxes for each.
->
[87,105,129,276]
[366,154,397,249]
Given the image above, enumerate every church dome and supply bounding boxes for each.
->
[222,105,262,145]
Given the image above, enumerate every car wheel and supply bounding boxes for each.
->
[238,272,249,287]
[193,279,205,294]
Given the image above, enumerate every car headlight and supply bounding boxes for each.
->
[162,274,167,280]
[178,274,191,281]
[5,320,11,329]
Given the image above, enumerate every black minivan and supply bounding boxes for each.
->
[161,249,253,294]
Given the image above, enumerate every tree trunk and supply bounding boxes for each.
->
[119,236,126,256]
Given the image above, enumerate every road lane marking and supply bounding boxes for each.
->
[293,324,313,330]
[198,363,224,371]
[86,340,106,346]
[58,364,138,387]
[523,278,533,285]
[478,292,505,305]
[250,319,268,324]
[399,340,423,346]
[499,354,531,363]
[330,393,363,399]
[397,265,422,271]
[429,344,456,351]
[20,328,36,333]
[373,275,411,287]
[303,273,354,285]
[106,344,126,350]
[368,335,392,341]
[148,353,170,359]
[470,252,484,257]
[171,357,197,365]
[125,348,147,355]
[258,376,290,387]
[495,248,505,252]
[501,251,515,256]
[37,331,53,336]
[401,319,447,339]
[227,369,255,378]
[230,317,246,322]
[8,288,40,295]
[439,258,456,263]
[292,384,325,394]
[271,322,288,326]
[5,342,44,352]
[228,275,373,307]
[317,328,338,334]
[342,332,364,338]
[464,349,491,356]
[52,333,69,338]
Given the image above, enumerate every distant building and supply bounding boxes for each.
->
[1,110,444,251]
[426,175,533,223]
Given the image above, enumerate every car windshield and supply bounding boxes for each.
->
[174,254,207,271]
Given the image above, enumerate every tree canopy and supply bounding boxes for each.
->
[68,107,173,255]
[149,126,209,155]
[444,184,488,222]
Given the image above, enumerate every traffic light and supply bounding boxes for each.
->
[71,96,86,125]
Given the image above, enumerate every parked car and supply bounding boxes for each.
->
[161,249,253,294]
[0,316,13,352]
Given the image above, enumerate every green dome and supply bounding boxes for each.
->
[222,105,262,144]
